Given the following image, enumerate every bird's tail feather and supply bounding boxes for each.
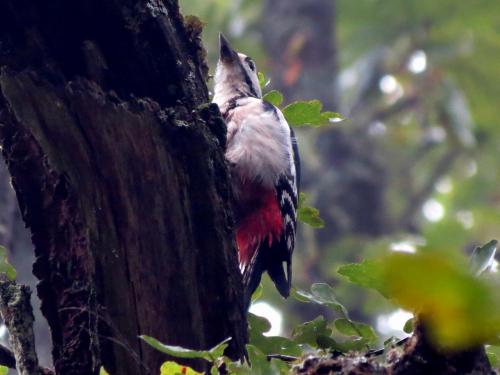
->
[242,244,291,310]
[267,260,291,298]
[242,247,264,310]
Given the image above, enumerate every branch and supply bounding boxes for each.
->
[0,278,54,375]
[371,96,419,123]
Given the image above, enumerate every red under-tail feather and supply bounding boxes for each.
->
[236,191,283,268]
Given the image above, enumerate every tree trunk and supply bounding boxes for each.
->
[0,1,247,374]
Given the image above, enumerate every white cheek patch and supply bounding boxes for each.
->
[212,55,262,113]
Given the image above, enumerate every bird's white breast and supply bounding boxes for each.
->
[225,98,292,189]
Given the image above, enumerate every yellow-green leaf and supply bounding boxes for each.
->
[337,259,386,297]
[160,361,202,375]
[258,72,270,89]
[292,316,332,346]
[251,283,263,302]
[282,100,342,127]
[403,317,415,334]
[381,252,500,349]
[293,283,348,316]
[297,193,325,228]
[0,246,16,281]
[487,351,499,368]
[262,90,283,107]
[140,335,231,362]
[334,318,377,343]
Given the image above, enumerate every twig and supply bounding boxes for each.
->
[365,337,409,357]
[372,96,419,124]
[267,354,298,362]
[0,278,54,374]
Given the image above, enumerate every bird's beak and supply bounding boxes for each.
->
[219,33,237,63]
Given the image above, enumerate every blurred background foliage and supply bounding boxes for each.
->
[180,0,500,346]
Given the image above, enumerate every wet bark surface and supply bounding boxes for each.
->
[0,1,247,374]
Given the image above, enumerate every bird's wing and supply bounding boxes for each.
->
[242,122,300,301]
[265,170,298,298]
[238,102,300,303]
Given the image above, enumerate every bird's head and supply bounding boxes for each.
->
[213,33,262,105]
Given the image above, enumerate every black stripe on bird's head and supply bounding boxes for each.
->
[215,33,262,99]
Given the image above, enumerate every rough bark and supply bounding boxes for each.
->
[0,1,247,374]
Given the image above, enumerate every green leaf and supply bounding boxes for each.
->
[297,193,325,228]
[251,283,263,302]
[297,206,325,228]
[282,100,342,127]
[258,72,270,89]
[470,240,497,276]
[0,366,8,375]
[226,345,291,375]
[248,313,271,337]
[141,335,211,360]
[290,287,311,303]
[403,318,415,334]
[140,335,231,362]
[487,351,499,368]
[283,100,321,126]
[246,345,290,375]
[335,338,371,352]
[248,313,302,356]
[160,361,202,375]
[293,283,348,316]
[262,90,283,107]
[337,259,386,297]
[0,246,16,280]
[292,316,332,346]
[315,335,338,350]
[208,337,232,359]
[314,335,369,352]
[333,318,358,336]
[225,360,254,375]
[334,318,377,343]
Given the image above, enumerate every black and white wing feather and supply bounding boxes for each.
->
[266,127,300,297]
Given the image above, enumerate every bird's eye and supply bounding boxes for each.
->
[246,59,255,71]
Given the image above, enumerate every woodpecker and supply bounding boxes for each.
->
[213,34,300,303]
